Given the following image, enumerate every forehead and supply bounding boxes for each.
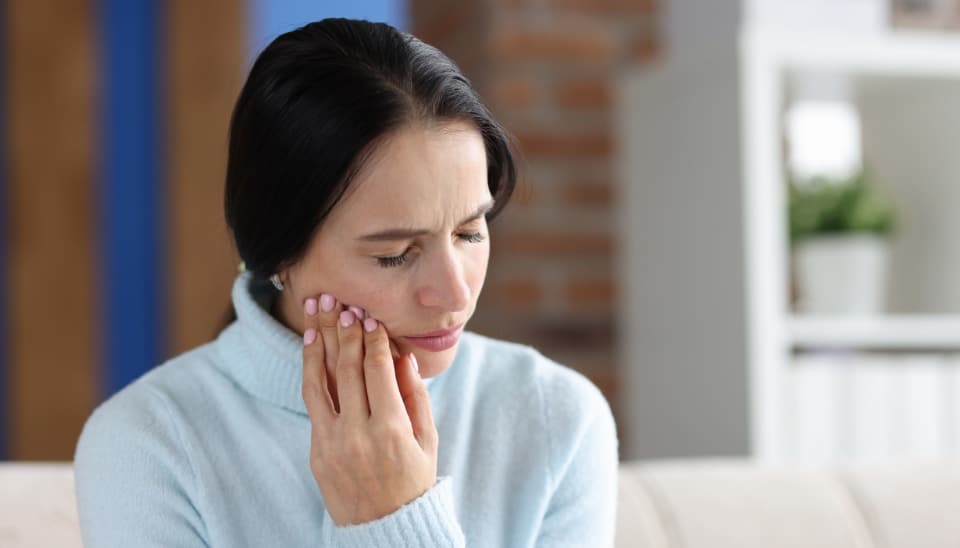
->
[328,120,491,230]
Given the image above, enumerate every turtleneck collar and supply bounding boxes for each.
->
[213,271,437,416]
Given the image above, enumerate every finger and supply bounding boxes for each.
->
[388,338,400,361]
[347,305,365,320]
[302,298,335,424]
[336,309,370,422]
[396,352,437,452]
[317,293,343,412]
[360,318,407,420]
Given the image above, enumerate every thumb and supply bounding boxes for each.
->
[396,352,437,451]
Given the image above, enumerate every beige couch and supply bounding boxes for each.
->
[617,459,960,547]
[2,459,959,547]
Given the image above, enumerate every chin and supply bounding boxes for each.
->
[397,341,460,379]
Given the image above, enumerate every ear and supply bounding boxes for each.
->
[276,264,294,288]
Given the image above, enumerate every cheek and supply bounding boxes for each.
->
[467,241,490,294]
[320,267,389,313]
[345,286,393,316]
[336,242,489,326]
[341,280,406,327]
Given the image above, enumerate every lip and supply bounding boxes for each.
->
[403,323,464,352]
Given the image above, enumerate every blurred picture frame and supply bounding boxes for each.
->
[890,0,960,29]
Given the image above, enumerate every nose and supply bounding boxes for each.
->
[415,244,470,312]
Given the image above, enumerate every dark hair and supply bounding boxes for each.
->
[224,18,517,290]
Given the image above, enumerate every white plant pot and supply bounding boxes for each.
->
[793,234,890,315]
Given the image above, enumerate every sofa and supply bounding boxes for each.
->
[2,459,959,547]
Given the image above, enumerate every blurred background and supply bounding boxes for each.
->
[3,0,960,466]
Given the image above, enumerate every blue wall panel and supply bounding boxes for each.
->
[99,0,165,398]
[249,0,408,59]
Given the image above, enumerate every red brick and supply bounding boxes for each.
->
[415,5,470,48]
[512,129,612,159]
[582,367,619,405]
[490,278,542,310]
[630,31,661,63]
[489,77,536,108]
[489,28,615,62]
[559,180,614,207]
[500,231,613,257]
[510,178,536,207]
[552,0,658,16]
[555,79,611,109]
[565,278,617,307]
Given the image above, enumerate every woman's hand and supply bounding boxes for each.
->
[300,294,439,526]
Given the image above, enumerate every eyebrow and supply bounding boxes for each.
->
[357,199,496,242]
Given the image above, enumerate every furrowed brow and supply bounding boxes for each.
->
[357,199,495,242]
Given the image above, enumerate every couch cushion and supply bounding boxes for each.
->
[634,459,875,548]
[841,461,960,548]
[0,463,82,548]
[617,462,670,547]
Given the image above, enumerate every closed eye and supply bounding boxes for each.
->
[458,232,485,243]
[375,231,487,269]
[376,248,411,268]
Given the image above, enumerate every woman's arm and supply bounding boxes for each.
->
[74,386,208,547]
[319,474,464,546]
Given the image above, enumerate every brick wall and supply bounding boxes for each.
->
[412,0,662,454]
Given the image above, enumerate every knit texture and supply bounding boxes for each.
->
[74,271,619,547]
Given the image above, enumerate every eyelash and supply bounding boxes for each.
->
[376,232,486,268]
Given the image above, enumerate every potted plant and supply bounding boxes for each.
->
[788,168,896,315]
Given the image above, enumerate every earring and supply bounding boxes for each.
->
[269,273,285,291]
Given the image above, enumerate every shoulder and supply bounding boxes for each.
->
[74,342,223,463]
[455,331,618,482]
[457,331,615,441]
[74,347,214,544]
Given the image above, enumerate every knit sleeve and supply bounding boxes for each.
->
[74,385,208,547]
[322,475,465,547]
[534,367,620,547]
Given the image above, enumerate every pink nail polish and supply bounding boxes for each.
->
[304,328,317,345]
[348,305,364,319]
[409,353,419,375]
[363,318,377,333]
[304,298,318,316]
[320,294,335,313]
[339,310,355,327]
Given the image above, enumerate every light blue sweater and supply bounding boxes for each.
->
[74,272,619,547]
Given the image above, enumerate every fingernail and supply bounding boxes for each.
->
[348,305,364,319]
[304,298,318,316]
[304,327,317,345]
[409,353,419,375]
[339,310,355,327]
[320,294,335,313]
[363,318,378,333]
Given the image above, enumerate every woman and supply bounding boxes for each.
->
[75,18,618,547]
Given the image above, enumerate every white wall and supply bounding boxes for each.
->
[616,52,751,459]
[744,0,888,34]
[666,0,741,57]
[858,77,960,313]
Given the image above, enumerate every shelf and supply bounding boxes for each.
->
[744,29,960,78]
[789,315,960,350]
[619,16,960,461]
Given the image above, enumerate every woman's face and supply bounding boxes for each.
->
[277,119,493,378]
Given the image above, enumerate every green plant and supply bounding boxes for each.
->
[788,169,896,243]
